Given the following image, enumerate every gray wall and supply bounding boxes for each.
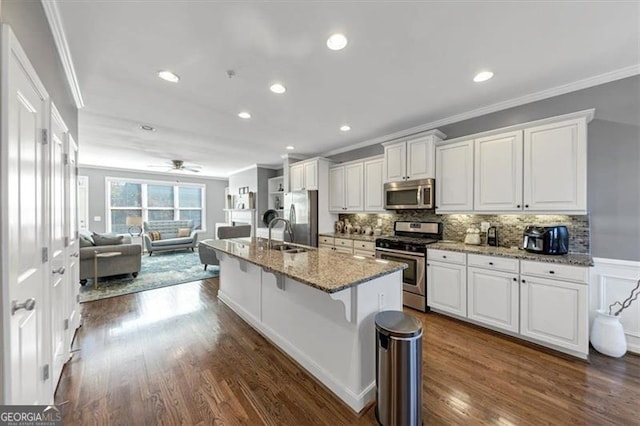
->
[0,0,78,139]
[228,166,277,224]
[79,167,228,241]
[330,76,640,262]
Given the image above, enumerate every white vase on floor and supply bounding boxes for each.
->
[590,310,627,358]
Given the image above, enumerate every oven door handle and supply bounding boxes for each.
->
[375,247,425,258]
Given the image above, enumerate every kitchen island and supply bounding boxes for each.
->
[199,238,407,413]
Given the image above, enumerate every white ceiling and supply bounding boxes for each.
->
[56,1,640,178]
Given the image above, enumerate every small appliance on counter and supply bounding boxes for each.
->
[487,226,498,246]
[523,225,569,255]
[464,227,481,245]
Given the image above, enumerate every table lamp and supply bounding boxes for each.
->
[126,216,143,236]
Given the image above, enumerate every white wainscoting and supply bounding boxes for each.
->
[590,257,640,354]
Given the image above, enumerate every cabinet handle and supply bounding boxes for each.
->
[442,255,447,259]
[426,263,430,266]
[512,277,517,282]
[549,270,555,274]
[488,262,494,265]
[525,204,529,208]
[521,279,526,283]
[517,204,521,208]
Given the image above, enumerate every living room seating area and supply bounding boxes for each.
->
[143,219,199,255]
[78,230,142,285]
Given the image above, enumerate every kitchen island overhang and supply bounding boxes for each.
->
[200,238,407,413]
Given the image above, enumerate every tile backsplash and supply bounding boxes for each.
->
[338,212,590,254]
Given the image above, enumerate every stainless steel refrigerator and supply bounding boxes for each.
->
[284,190,319,247]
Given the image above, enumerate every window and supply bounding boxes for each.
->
[106,178,205,233]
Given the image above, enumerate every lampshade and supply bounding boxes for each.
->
[126,216,143,226]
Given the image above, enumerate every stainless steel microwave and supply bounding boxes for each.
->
[384,178,435,210]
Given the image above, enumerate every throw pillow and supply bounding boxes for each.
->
[93,233,124,246]
[148,231,162,241]
[79,229,95,245]
[177,228,191,238]
[79,236,94,247]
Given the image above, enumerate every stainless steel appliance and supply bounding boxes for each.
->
[523,225,569,255]
[487,226,498,246]
[284,190,319,247]
[384,178,435,210]
[375,221,443,312]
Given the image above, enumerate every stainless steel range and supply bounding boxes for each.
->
[375,221,443,312]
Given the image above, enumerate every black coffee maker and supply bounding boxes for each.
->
[523,225,569,255]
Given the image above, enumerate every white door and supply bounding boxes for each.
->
[474,131,523,212]
[520,275,588,353]
[303,161,317,190]
[523,118,587,212]
[328,166,345,212]
[407,135,435,180]
[66,136,81,336]
[364,158,384,211]
[2,26,49,404]
[49,105,69,386]
[426,261,467,317]
[384,141,406,182]
[467,267,519,333]
[77,176,89,230]
[435,139,474,212]
[290,164,304,191]
[344,163,363,211]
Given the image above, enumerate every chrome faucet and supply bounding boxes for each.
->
[268,217,294,250]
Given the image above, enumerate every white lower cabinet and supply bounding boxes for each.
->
[520,275,588,355]
[426,260,467,317]
[467,267,519,333]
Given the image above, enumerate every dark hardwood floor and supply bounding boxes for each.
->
[55,278,640,425]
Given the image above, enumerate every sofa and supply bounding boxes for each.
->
[79,231,142,285]
[143,220,199,255]
[199,225,252,270]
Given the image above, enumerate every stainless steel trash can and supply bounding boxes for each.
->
[375,310,422,426]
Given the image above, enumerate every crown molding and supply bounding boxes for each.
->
[321,64,640,157]
[78,163,229,181]
[41,0,85,108]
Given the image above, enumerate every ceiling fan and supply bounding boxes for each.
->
[148,159,202,173]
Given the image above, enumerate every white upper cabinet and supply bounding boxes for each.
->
[290,159,321,191]
[474,131,523,212]
[364,157,385,211]
[523,117,587,213]
[329,163,364,212]
[383,130,445,182]
[290,163,305,191]
[435,139,474,212]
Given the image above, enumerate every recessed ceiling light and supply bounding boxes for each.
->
[270,83,286,94]
[286,145,295,150]
[327,33,348,51]
[238,111,251,119]
[340,125,351,132]
[473,71,494,82]
[158,70,180,83]
[140,124,155,131]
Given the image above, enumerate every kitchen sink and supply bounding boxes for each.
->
[270,244,308,253]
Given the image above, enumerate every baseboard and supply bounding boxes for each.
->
[218,291,374,413]
[590,257,640,355]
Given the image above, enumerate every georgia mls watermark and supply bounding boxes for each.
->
[0,405,62,426]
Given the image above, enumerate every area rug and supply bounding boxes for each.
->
[79,251,219,303]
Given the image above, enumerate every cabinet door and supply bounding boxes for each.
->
[474,131,523,212]
[407,135,435,180]
[467,267,519,333]
[344,163,363,211]
[435,140,474,212]
[523,118,587,212]
[520,275,588,354]
[364,158,384,211]
[328,166,345,212]
[290,164,304,191]
[427,261,467,317]
[304,161,318,190]
[384,141,406,182]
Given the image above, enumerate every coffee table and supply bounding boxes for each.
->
[94,251,122,289]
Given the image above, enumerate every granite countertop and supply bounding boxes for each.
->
[200,238,407,293]
[319,232,389,243]
[428,241,594,267]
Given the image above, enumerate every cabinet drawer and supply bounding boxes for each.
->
[354,249,376,258]
[334,246,353,254]
[521,260,588,284]
[468,254,519,273]
[319,243,334,250]
[354,240,375,251]
[319,236,334,245]
[335,238,354,248]
[428,249,466,265]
